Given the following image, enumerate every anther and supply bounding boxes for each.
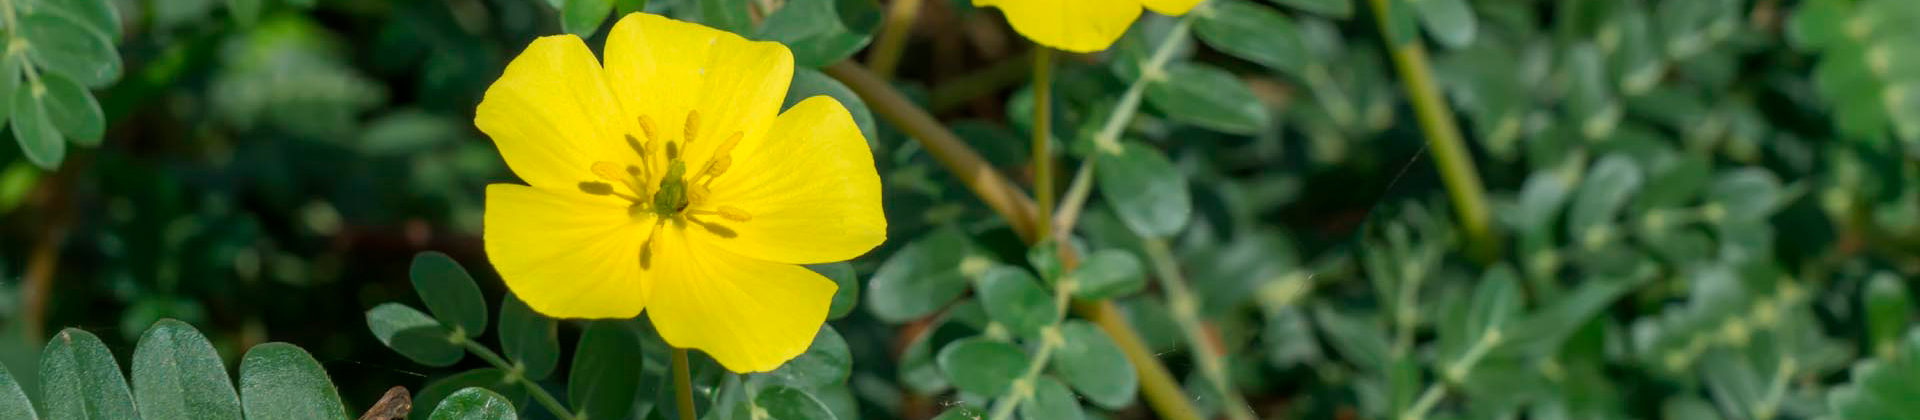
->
[707,156,732,177]
[684,110,702,143]
[637,115,658,141]
[690,183,711,202]
[717,206,752,221]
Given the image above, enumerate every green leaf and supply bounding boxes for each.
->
[1069,249,1145,300]
[935,337,1028,396]
[1704,168,1782,224]
[365,303,465,367]
[1865,272,1911,358]
[930,406,988,420]
[615,0,648,16]
[807,262,860,320]
[754,0,882,67]
[0,363,33,420]
[1465,265,1521,345]
[19,10,120,88]
[226,0,261,25]
[1787,0,1850,50]
[755,386,840,420]
[13,78,64,169]
[1498,275,1645,357]
[561,0,616,37]
[414,369,524,420]
[978,266,1056,338]
[429,388,517,420]
[866,227,975,322]
[1312,305,1389,371]
[1019,377,1083,420]
[410,251,489,335]
[1050,321,1136,409]
[132,320,243,420]
[570,321,641,420]
[497,294,558,381]
[1096,140,1192,238]
[768,325,852,389]
[785,68,878,152]
[40,328,137,420]
[1193,0,1310,76]
[1143,62,1270,134]
[43,0,121,39]
[1411,0,1476,48]
[699,0,750,33]
[0,52,21,130]
[1565,44,1619,140]
[1828,332,1920,420]
[1263,0,1351,18]
[38,74,104,146]
[238,343,349,420]
[1567,154,1642,248]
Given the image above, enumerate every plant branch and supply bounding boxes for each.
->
[458,339,578,420]
[1142,239,1259,420]
[1053,15,1194,239]
[826,60,1204,420]
[1365,0,1498,262]
[985,277,1076,420]
[826,62,1042,242]
[1397,328,1500,420]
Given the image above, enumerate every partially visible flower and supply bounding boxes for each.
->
[973,0,1205,52]
[474,13,886,373]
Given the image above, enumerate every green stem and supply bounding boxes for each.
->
[458,339,579,420]
[985,276,1077,420]
[1032,47,1056,242]
[826,60,1206,420]
[1054,15,1195,237]
[673,348,697,420]
[1397,328,1500,420]
[1365,0,1498,262]
[1142,239,1258,420]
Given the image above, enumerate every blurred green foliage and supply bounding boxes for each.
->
[4,0,1920,419]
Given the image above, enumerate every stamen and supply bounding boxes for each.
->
[637,115,658,141]
[684,110,702,143]
[717,206,752,221]
[690,183,711,202]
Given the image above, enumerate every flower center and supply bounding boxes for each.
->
[577,110,754,270]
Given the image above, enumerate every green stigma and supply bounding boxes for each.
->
[651,160,689,217]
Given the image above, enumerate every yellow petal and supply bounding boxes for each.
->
[973,0,1142,52]
[1142,0,1204,15]
[475,35,630,190]
[645,228,837,372]
[698,96,886,264]
[484,184,653,319]
[602,13,794,168]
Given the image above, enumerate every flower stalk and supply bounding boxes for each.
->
[673,348,697,420]
[1032,47,1056,242]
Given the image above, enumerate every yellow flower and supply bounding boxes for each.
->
[475,13,886,373]
[973,0,1205,52]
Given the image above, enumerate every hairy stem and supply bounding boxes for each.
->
[985,278,1076,420]
[1053,16,1194,239]
[1143,239,1259,420]
[1365,0,1498,261]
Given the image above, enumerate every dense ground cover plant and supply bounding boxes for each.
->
[3,0,1920,419]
